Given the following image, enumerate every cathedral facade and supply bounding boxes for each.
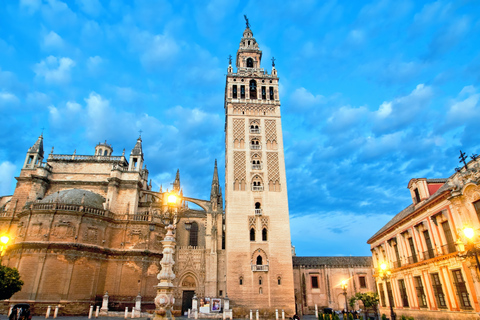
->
[0,136,224,315]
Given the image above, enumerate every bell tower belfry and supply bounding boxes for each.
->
[224,19,295,315]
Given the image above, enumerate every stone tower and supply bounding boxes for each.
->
[224,21,295,315]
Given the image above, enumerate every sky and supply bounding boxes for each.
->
[1,0,480,257]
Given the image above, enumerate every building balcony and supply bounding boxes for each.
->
[252,164,262,170]
[252,186,263,192]
[251,264,269,272]
[250,145,261,150]
[391,243,458,270]
[255,209,262,215]
[250,128,261,134]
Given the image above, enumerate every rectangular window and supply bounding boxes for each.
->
[441,221,456,254]
[423,230,435,260]
[262,86,266,99]
[232,85,237,98]
[386,282,395,307]
[431,273,447,308]
[311,276,319,289]
[240,85,245,99]
[393,243,401,268]
[269,87,274,100]
[473,200,480,222]
[379,283,386,307]
[452,269,472,309]
[27,155,34,164]
[359,276,367,288]
[414,276,427,308]
[398,279,409,307]
[408,237,418,263]
[414,188,421,203]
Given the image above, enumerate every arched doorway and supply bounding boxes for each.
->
[180,274,197,315]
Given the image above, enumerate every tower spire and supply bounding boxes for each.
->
[23,134,44,169]
[173,169,180,192]
[211,159,219,199]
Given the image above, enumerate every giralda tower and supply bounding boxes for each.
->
[224,20,295,314]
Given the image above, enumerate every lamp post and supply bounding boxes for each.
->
[379,263,395,320]
[341,280,348,317]
[154,192,180,320]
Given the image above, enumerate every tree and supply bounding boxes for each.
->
[349,296,357,310]
[352,292,380,320]
[0,265,24,300]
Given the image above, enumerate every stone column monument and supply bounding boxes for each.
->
[154,224,176,320]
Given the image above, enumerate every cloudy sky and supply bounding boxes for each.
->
[1,0,480,256]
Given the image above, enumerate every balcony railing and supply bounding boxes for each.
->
[250,128,261,134]
[31,202,114,219]
[250,145,261,150]
[255,209,262,215]
[251,264,269,272]
[252,164,262,170]
[392,243,458,269]
[252,186,263,191]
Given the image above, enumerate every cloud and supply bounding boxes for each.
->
[75,0,103,16]
[34,55,75,84]
[0,161,17,196]
[43,31,64,49]
[291,212,393,256]
[19,0,41,14]
[372,84,433,134]
[139,32,180,69]
[86,56,103,74]
[0,91,20,106]
[290,87,325,109]
[426,16,470,58]
[413,1,452,26]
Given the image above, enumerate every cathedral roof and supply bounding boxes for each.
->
[293,256,372,267]
[28,134,44,158]
[40,189,106,209]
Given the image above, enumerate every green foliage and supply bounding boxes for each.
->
[400,316,407,320]
[0,265,24,300]
[348,313,354,320]
[407,317,414,320]
[348,296,357,309]
[359,316,363,320]
[332,313,339,320]
[381,314,387,320]
[353,292,380,309]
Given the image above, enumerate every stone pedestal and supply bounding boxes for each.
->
[100,292,109,315]
[135,294,142,317]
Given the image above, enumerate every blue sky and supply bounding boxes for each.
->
[1,0,480,256]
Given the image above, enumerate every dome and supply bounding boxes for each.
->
[40,189,105,209]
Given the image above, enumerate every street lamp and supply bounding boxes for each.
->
[378,263,395,320]
[0,235,9,255]
[460,227,480,271]
[341,280,348,315]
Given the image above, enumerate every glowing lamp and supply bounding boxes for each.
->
[0,236,9,245]
[464,227,475,240]
[167,194,177,205]
[380,262,387,271]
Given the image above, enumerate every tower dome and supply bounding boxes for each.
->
[95,140,113,156]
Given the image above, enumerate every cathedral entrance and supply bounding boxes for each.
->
[182,290,195,315]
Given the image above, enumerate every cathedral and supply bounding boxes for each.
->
[0,22,297,316]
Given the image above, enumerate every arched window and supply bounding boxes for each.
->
[239,277,243,285]
[247,58,253,68]
[249,80,257,99]
[278,277,281,285]
[252,176,263,191]
[104,150,108,156]
[255,202,261,209]
[262,228,267,241]
[256,256,263,265]
[259,277,262,285]
[250,228,255,241]
[189,222,198,247]
[98,149,102,155]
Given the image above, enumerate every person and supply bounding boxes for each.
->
[293,314,300,320]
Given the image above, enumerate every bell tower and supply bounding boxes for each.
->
[224,18,295,315]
